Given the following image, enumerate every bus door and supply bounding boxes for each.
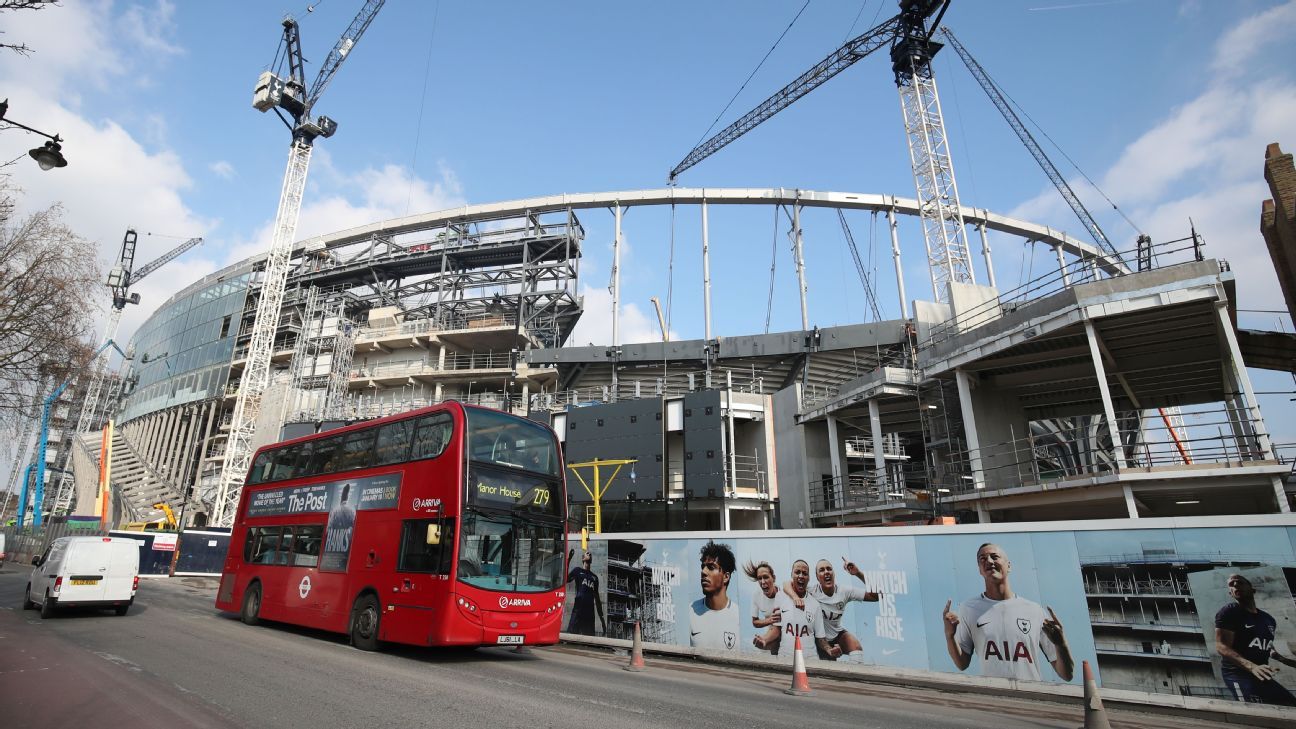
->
[284,525,327,623]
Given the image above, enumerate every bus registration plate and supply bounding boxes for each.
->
[71,579,97,585]
[496,635,524,645]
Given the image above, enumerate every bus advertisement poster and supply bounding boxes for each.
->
[246,474,403,518]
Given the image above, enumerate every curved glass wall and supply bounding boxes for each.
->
[118,270,250,423]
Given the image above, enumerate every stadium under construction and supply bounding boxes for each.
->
[6,145,1295,534]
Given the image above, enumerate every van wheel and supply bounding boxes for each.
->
[39,591,56,619]
[22,584,35,610]
[114,602,130,616]
[350,594,381,651]
[240,583,262,626]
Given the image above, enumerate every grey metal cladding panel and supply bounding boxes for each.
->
[817,321,909,350]
[526,346,614,365]
[717,331,806,358]
[526,410,552,426]
[563,399,664,501]
[682,391,724,493]
[619,339,709,361]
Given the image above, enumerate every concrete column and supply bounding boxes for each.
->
[826,415,843,508]
[887,208,909,319]
[702,199,712,342]
[1084,320,1124,471]
[1055,244,1070,286]
[977,221,997,289]
[975,501,990,523]
[792,199,809,330]
[1123,485,1139,519]
[868,398,886,492]
[954,369,986,490]
[1216,303,1274,458]
[1271,476,1291,514]
[612,201,622,349]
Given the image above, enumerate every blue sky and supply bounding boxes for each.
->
[1,0,1294,438]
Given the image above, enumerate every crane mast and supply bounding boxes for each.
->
[890,0,973,302]
[213,2,385,527]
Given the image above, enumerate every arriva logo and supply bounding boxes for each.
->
[498,596,532,608]
[412,497,442,512]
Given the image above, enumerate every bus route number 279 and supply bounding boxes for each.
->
[529,487,550,507]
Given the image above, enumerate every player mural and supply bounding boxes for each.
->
[574,521,1296,708]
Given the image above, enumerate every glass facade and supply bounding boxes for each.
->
[118,269,250,423]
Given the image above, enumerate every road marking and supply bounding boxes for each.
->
[94,651,143,672]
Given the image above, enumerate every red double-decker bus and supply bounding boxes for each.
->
[215,402,567,650]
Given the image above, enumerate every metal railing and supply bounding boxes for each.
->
[357,312,520,341]
[933,407,1272,495]
[922,234,1219,348]
[801,351,915,410]
[530,369,774,411]
[807,465,929,516]
[352,350,514,379]
[726,453,766,493]
[1088,614,1201,629]
[1093,641,1209,659]
[1086,576,1191,597]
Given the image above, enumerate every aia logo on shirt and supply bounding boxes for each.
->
[1248,637,1274,651]
[984,640,1034,663]
[785,623,811,638]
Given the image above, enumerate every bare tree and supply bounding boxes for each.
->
[0,0,59,56]
[0,182,101,430]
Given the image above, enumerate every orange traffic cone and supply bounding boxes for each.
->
[1082,660,1112,729]
[783,635,812,696]
[624,621,646,672]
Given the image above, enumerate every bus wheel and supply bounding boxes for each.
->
[351,594,381,651]
[241,583,262,626]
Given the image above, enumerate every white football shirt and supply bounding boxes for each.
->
[954,594,1058,681]
[807,581,872,640]
[689,597,740,651]
[751,588,780,623]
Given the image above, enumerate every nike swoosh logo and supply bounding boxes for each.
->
[881,648,900,656]
[690,631,701,637]
[1245,625,1255,629]
[976,621,990,628]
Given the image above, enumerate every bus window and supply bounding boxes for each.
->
[374,420,412,465]
[246,527,286,565]
[270,448,296,481]
[292,525,323,567]
[397,518,455,574]
[338,430,377,471]
[290,442,316,479]
[249,451,273,485]
[411,413,452,461]
[305,437,342,476]
[466,407,557,476]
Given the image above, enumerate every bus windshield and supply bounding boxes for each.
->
[457,510,564,592]
[466,406,559,477]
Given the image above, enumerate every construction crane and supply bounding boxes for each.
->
[837,210,884,322]
[49,229,203,515]
[213,1,385,527]
[938,28,1124,265]
[671,1,980,303]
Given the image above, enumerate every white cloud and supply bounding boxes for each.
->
[567,285,675,346]
[1211,0,1296,78]
[119,0,184,59]
[209,160,236,180]
[220,158,467,266]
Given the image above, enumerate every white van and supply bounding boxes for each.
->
[24,536,140,618]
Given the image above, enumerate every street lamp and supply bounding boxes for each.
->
[0,99,68,170]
